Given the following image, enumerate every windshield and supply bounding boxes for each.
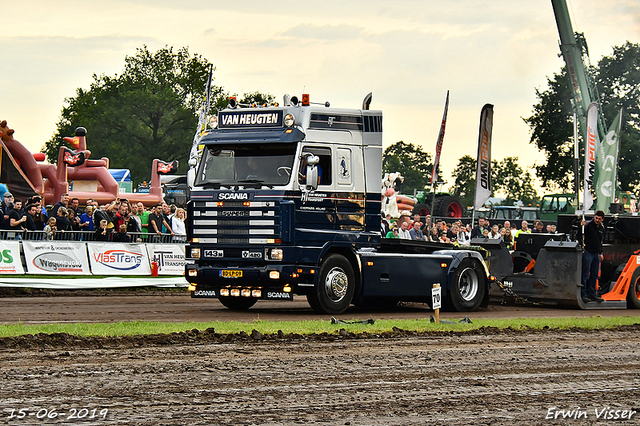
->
[194,143,296,188]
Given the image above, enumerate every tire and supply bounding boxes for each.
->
[413,203,431,218]
[432,195,464,218]
[219,296,258,310]
[308,254,355,314]
[626,266,640,309]
[446,258,486,312]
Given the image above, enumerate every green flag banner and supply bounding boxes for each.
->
[594,109,622,212]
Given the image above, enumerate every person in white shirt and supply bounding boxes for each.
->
[398,221,411,240]
[171,208,187,242]
[489,224,501,239]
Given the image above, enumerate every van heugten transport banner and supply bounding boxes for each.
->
[0,241,24,274]
[146,244,186,275]
[87,243,151,275]
[23,241,91,274]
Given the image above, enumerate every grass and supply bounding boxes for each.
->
[1,315,639,338]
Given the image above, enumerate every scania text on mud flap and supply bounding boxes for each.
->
[185,93,492,314]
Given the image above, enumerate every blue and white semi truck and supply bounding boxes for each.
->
[185,94,492,314]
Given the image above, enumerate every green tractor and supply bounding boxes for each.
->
[412,190,464,219]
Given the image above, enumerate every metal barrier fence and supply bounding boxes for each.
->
[0,230,185,243]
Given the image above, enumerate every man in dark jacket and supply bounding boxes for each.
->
[576,210,606,303]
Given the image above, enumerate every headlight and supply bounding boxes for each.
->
[269,248,283,260]
[209,115,218,128]
[188,269,198,277]
[191,248,201,259]
[284,113,295,127]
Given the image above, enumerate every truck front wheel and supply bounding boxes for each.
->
[308,254,355,314]
[219,296,258,310]
[447,258,486,311]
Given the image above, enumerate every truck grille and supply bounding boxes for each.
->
[190,200,279,244]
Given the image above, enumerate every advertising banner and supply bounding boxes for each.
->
[0,241,24,274]
[23,241,91,274]
[583,102,598,211]
[473,104,494,210]
[431,90,449,185]
[87,243,151,275]
[146,244,186,275]
[594,108,622,212]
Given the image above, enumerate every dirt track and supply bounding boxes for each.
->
[1,289,638,324]
[1,290,639,425]
[1,327,639,425]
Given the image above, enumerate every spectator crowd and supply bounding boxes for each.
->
[382,213,556,248]
[0,191,186,242]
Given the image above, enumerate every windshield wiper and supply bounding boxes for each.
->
[236,179,273,189]
[199,182,221,189]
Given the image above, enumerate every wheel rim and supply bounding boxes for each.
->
[634,277,640,300]
[324,267,349,302]
[446,203,463,218]
[458,267,479,302]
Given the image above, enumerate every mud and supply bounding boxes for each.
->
[1,327,640,425]
[1,290,639,425]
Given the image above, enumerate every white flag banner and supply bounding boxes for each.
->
[87,243,151,275]
[0,241,24,274]
[474,104,494,210]
[147,244,186,275]
[584,102,598,211]
[23,241,91,275]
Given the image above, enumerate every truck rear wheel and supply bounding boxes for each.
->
[308,254,355,314]
[447,258,485,311]
[219,296,258,310]
[626,267,640,309]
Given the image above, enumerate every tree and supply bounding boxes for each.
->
[449,155,476,207]
[450,155,538,207]
[524,42,640,192]
[596,42,640,191]
[382,141,435,194]
[43,45,223,184]
[522,69,575,191]
[492,157,539,206]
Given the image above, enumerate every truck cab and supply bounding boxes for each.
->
[185,96,384,313]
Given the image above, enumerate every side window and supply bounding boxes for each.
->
[336,148,352,186]
[298,146,332,186]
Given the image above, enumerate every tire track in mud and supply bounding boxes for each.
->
[1,329,639,425]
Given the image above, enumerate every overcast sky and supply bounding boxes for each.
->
[2,0,639,192]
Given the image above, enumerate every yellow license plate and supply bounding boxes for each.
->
[220,270,243,278]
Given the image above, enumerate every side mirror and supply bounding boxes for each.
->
[305,155,319,190]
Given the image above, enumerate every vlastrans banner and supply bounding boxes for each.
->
[431,90,450,185]
[23,241,90,274]
[473,104,494,210]
[147,244,186,275]
[584,102,598,211]
[594,108,622,212]
[87,243,151,275]
[0,241,24,274]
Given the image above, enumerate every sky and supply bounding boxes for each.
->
[2,0,639,194]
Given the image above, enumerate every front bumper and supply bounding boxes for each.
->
[185,263,318,300]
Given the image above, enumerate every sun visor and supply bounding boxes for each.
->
[200,128,305,145]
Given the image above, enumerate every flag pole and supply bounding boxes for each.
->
[430,91,449,219]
